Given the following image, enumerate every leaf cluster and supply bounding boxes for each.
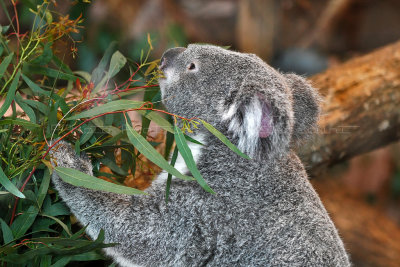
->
[0,1,248,265]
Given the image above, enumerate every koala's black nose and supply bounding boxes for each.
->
[159,47,186,70]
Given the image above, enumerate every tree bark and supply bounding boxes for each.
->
[300,40,400,174]
[299,41,400,267]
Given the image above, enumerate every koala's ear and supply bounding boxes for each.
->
[284,73,321,143]
[221,74,294,160]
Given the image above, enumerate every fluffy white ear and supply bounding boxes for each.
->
[222,96,273,158]
[221,73,294,160]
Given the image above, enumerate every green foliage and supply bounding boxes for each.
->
[0,1,248,265]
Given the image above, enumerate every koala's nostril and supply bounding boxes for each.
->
[160,47,186,70]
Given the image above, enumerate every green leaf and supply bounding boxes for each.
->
[55,96,69,114]
[0,70,21,118]
[55,167,146,195]
[79,122,95,144]
[91,49,126,94]
[52,54,74,75]
[43,202,70,217]
[92,118,124,138]
[21,73,51,96]
[50,256,71,267]
[69,251,105,261]
[0,52,13,78]
[0,218,14,244]
[22,63,81,81]
[137,110,174,133]
[0,118,40,129]
[108,51,127,78]
[126,123,193,181]
[11,205,39,239]
[1,230,113,264]
[184,134,204,145]
[74,71,91,83]
[40,255,52,266]
[30,42,52,65]
[67,100,145,120]
[15,92,37,123]
[201,120,251,159]
[37,169,50,208]
[165,147,179,203]
[100,157,128,176]
[41,214,72,237]
[91,41,117,87]
[0,166,25,198]
[164,130,174,159]
[174,124,215,194]
[23,98,50,114]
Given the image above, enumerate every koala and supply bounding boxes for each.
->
[50,44,350,266]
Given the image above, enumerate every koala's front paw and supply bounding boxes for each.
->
[49,141,93,175]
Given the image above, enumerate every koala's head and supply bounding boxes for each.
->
[159,44,320,160]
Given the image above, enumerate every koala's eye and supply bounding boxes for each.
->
[187,62,196,71]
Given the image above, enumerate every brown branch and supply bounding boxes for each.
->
[300,40,400,174]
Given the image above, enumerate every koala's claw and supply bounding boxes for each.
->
[49,141,93,175]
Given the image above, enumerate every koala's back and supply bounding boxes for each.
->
[193,143,349,266]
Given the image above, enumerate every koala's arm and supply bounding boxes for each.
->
[49,142,135,240]
[49,141,213,266]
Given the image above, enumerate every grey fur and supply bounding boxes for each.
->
[50,44,350,266]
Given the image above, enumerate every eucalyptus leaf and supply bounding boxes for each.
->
[91,41,117,88]
[108,51,127,79]
[55,167,146,195]
[37,169,50,207]
[137,110,174,133]
[43,202,70,217]
[23,64,81,81]
[30,42,53,65]
[0,166,25,198]
[0,52,13,78]
[165,147,179,203]
[15,92,37,123]
[126,123,193,181]
[1,218,14,244]
[74,71,92,83]
[41,214,72,236]
[21,73,51,96]
[201,120,250,159]
[92,118,124,138]
[52,54,74,75]
[174,124,215,194]
[0,70,21,118]
[0,118,40,129]
[11,205,39,239]
[79,122,96,144]
[67,100,145,120]
[23,98,50,114]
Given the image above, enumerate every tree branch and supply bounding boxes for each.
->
[299,40,400,174]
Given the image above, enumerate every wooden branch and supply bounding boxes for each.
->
[299,40,400,174]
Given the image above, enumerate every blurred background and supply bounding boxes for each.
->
[2,0,400,266]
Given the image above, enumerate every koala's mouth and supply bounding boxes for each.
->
[158,72,166,81]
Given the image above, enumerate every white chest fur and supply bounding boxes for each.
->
[153,133,205,185]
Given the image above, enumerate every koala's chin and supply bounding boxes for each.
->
[49,44,350,266]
